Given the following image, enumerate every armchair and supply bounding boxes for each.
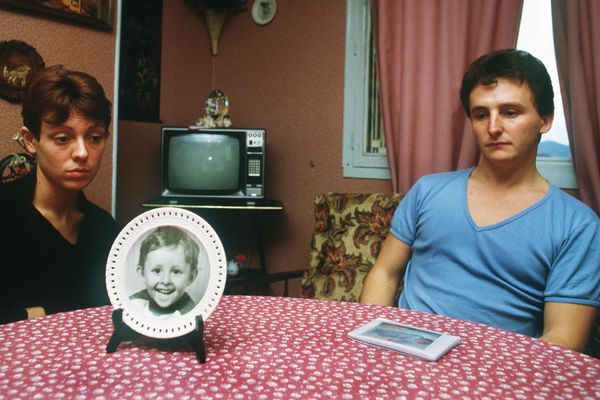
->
[295,192,403,301]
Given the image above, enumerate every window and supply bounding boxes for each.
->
[342,0,389,179]
[517,0,577,189]
[342,0,577,188]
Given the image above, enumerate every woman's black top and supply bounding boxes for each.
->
[0,172,120,323]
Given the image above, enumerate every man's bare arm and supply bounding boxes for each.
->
[360,235,412,306]
[540,302,598,352]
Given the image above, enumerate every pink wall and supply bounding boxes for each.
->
[116,1,392,296]
[0,8,116,212]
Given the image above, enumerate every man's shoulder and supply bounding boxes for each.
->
[411,168,471,193]
[417,168,470,183]
[548,187,599,223]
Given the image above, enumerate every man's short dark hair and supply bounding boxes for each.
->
[21,65,112,139]
[460,49,554,118]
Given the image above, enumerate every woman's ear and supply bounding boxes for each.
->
[20,127,37,155]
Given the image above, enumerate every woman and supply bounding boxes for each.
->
[0,65,120,323]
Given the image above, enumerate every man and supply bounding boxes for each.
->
[0,65,120,323]
[360,49,599,352]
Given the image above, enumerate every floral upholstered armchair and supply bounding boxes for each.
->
[300,193,403,302]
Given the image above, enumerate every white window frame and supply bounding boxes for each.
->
[342,0,390,180]
[342,0,578,189]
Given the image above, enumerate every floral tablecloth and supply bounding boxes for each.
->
[1,295,599,399]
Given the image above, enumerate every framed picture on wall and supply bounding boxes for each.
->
[0,0,113,31]
[118,0,162,122]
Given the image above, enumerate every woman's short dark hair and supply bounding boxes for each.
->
[21,65,112,139]
[460,49,554,118]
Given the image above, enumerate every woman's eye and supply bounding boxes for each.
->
[88,134,105,143]
[504,110,518,117]
[54,135,70,143]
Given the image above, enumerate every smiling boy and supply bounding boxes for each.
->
[130,226,200,318]
[360,49,599,352]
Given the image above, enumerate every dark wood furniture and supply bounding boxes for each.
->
[140,197,299,295]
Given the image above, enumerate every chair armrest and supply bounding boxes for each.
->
[263,270,304,283]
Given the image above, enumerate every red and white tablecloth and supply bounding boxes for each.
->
[0,295,599,399]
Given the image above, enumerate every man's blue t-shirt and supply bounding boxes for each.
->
[392,168,600,337]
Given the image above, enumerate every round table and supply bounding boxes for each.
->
[0,295,598,399]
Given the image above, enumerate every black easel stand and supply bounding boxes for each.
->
[106,308,206,363]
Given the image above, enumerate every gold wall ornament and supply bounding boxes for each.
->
[0,40,45,103]
[204,8,227,56]
[185,0,247,56]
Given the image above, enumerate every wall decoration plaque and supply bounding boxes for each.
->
[0,40,45,103]
[106,207,227,339]
[0,0,113,30]
[252,0,276,25]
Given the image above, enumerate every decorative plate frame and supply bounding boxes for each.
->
[0,40,45,103]
[106,207,227,339]
[252,0,276,26]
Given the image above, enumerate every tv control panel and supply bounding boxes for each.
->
[245,130,265,197]
[247,130,264,148]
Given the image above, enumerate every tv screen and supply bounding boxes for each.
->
[167,134,241,192]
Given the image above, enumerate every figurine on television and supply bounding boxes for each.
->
[195,89,232,128]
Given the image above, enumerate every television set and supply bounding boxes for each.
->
[160,126,266,200]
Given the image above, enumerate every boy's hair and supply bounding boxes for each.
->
[21,65,112,139]
[460,49,554,118]
[138,226,200,274]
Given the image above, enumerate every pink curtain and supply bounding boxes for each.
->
[372,0,523,193]
[552,0,600,214]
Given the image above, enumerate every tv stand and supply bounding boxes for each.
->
[141,197,283,295]
[141,196,283,210]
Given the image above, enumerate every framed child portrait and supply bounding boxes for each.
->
[106,207,227,339]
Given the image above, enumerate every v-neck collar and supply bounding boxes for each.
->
[462,167,556,231]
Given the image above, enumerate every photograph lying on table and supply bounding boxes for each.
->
[106,207,226,339]
[348,318,462,361]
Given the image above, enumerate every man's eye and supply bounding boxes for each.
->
[504,109,519,117]
[151,268,162,274]
[473,112,488,120]
[172,269,183,275]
